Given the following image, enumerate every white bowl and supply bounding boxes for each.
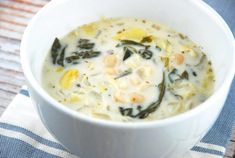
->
[20,0,235,158]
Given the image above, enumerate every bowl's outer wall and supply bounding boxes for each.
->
[28,83,229,158]
[21,0,235,157]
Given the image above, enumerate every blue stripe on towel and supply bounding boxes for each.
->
[200,78,235,147]
[0,122,66,151]
[19,89,30,97]
[0,135,61,158]
[191,146,224,156]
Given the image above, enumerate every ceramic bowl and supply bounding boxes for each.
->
[21,0,235,158]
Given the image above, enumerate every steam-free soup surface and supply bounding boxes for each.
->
[42,18,214,122]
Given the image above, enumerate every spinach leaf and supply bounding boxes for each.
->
[138,49,153,59]
[168,69,180,83]
[65,51,100,63]
[119,72,166,119]
[119,107,133,116]
[116,39,146,47]
[80,51,101,59]
[57,46,66,66]
[123,46,137,61]
[168,69,189,83]
[135,72,165,119]
[78,39,95,49]
[65,55,80,63]
[51,38,61,64]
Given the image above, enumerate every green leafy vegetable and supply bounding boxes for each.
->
[168,69,189,83]
[114,69,132,80]
[168,88,183,99]
[123,47,133,61]
[57,46,66,66]
[78,39,95,49]
[51,38,99,66]
[119,72,166,119]
[123,46,137,61]
[168,69,180,83]
[138,49,153,59]
[119,107,133,116]
[65,55,80,63]
[135,72,165,119]
[117,40,152,60]
[195,54,206,66]
[181,71,189,80]
[80,51,101,59]
[51,38,61,64]
[116,39,146,47]
[66,51,100,63]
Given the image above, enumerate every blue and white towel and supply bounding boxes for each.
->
[0,78,234,158]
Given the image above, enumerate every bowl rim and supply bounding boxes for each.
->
[20,0,235,129]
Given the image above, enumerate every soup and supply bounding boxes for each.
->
[41,17,214,122]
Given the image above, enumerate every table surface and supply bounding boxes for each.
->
[0,0,234,157]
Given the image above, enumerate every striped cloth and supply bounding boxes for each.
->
[0,79,234,158]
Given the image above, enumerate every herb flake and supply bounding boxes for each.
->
[155,45,161,51]
[141,36,153,43]
[181,71,189,80]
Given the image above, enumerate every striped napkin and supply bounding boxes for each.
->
[0,78,234,158]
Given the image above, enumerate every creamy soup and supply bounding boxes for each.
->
[42,18,215,122]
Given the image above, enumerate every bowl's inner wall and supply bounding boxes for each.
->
[25,0,233,91]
